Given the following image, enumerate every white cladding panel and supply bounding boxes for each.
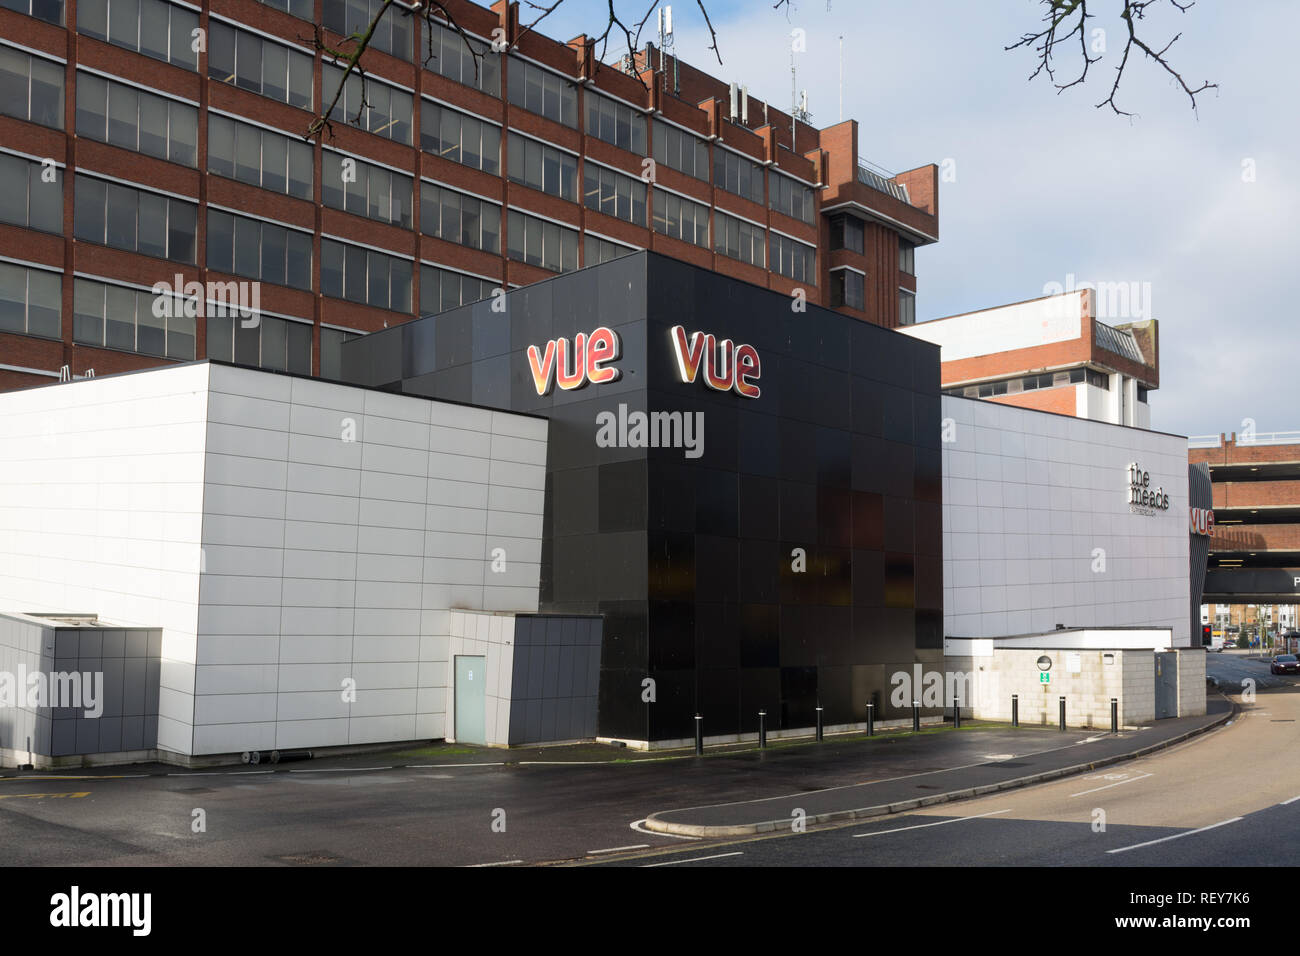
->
[941,395,1190,646]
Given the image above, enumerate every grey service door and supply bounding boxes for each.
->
[1154,652,1178,719]
[455,655,487,745]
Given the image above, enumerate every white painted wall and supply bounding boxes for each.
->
[941,395,1191,646]
[0,364,209,755]
[901,291,1085,361]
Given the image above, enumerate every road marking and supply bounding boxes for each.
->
[1280,795,1300,806]
[229,771,274,776]
[852,809,1011,838]
[288,766,392,773]
[630,819,700,841]
[1106,817,1243,855]
[1070,772,1154,797]
[166,772,224,776]
[587,844,650,855]
[405,763,505,769]
[466,859,524,867]
[0,791,90,801]
[0,774,141,782]
[641,851,744,867]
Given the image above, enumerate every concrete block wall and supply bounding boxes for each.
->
[1175,648,1207,717]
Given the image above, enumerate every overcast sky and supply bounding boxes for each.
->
[536,0,1300,440]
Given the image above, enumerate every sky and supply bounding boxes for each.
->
[531,0,1300,439]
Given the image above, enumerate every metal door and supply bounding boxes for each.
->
[455,655,487,745]
[1154,652,1178,719]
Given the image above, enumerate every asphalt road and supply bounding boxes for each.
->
[587,681,1300,867]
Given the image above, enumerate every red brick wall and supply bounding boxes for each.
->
[989,387,1077,416]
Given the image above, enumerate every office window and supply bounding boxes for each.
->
[770,171,815,225]
[256,0,313,18]
[0,46,65,129]
[830,269,864,310]
[583,163,646,226]
[206,311,309,373]
[507,56,576,128]
[320,237,412,312]
[78,0,198,71]
[652,118,708,180]
[320,325,364,380]
[829,214,864,254]
[72,276,195,359]
[0,153,62,233]
[0,262,61,339]
[713,211,764,267]
[208,22,313,109]
[207,209,312,290]
[324,0,411,60]
[977,380,1008,398]
[419,264,495,315]
[77,73,198,167]
[899,239,915,275]
[585,91,646,154]
[425,18,499,94]
[898,288,916,326]
[505,132,576,202]
[323,63,413,143]
[74,174,196,263]
[712,148,763,205]
[769,232,815,284]
[322,150,412,227]
[421,99,500,174]
[505,209,577,273]
[421,182,500,253]
[1137,385,1149,403]
[1,0,64,23]
[208,114,313,198]
[653,190,709,248]
[584,235,636,267]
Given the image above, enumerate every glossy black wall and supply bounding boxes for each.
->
[342,252,943,742]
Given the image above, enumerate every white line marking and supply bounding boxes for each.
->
[630,819,700,841]
[1070,772,1154,797]
[853,809,1011,838]
[229,771,274,776]
[1280,795,1300,806]
[1106,817,1242,854]
[167,772,224,776]
[288,766,392,773]
[406,763,506,769]
[588,844,650,855]
[642,851,743,867]
[466,859,525,867]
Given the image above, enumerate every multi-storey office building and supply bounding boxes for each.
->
[0,0,939,393]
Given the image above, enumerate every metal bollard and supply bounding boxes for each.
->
[866,702,875,737]
[694,713,704,755]
[758,710,767,749]
[1110,698,1118,735]
[953,695,961,729]
[912,700,920,733]
[1059,696,1066,731]
[815,706,824,742]
[1012,694,1019,728]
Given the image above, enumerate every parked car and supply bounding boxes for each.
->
[1270,654,1300,675]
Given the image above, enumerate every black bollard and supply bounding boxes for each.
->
[694,713,703,755]
[1110,698,1118,735]
[953,694,961,729]
[815,706,824,742]
[866,702,875,737]
[1011,694,1019,728]
[1058,695,1066,731]
[912,699,920,733]
[758,710,767,749]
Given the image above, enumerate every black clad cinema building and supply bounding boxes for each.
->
[342,252,943,745]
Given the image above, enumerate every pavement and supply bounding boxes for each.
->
[643,697,1233,837]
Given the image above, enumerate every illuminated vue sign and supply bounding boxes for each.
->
[1127,461,1171,513]
[1190,507,1215,537]
[670,326,761,399]
[527,327,621,396]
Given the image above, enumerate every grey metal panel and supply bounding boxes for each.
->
[100,630,126,658]
[147,629,162,659]
[78,631,103,658]
[145,658,161,714]
[540,700,557,741]
[125,630,149,658]
[100,659,125,718]
[75,719,100,755]
[556,645,574,698]
[554,698,573,741]
[526,644,545,698]
[546,618,563,645]
[121,716,144,751]
[54,630,78,658]
[98,717,123,752]
[51,720,76,756]
[524,699,543,741]
[543,646,561,698]
[561,617,577,646]
[122,660,147,717]
[34,715,51,754]
[142,715,158,748]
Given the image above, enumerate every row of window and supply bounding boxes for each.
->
[829,214,864,254]
[507,132,577,202]
[507,56,577,128]
[324,63,412,143]
[0,46,64,129]
[208,310,312,374]
[769,232,816,284]
[323,151,412,227]
[713,211,764,268]
[323,0,412,62]
[771,171,815,225]
[1,0,63,25]
[74,174,197,263]
[583,163,647,227]
[72,275,196,360]
[79,0,198,72]
[506,208,577,274]
[653,191,709,248]
[422,98,501,175]
[713,148,764,205]
[653,118,709,181]
[76,73,198,168]
[829,269,864,310]
[207,208,313,291]
[421,182,500,254]
[420,263,495,316]
[209,112,314,199]
[586,91,646,154]
[584,234,636,267]
[208,21,313,110]
[320,237,413,312]
[0,153,62,234]
[256,0,312,20]
[426,18,500,95]
[899,288,915,326]
[0,261,60,340]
